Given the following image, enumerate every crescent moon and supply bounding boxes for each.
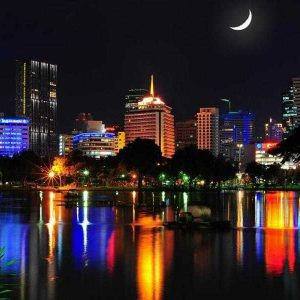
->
[230,10,252,31]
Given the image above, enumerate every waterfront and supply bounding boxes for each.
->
[1,190,300,299]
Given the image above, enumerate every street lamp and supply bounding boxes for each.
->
[221,98,231,112]
[82,169,90,186]
[48,171,55,179]
[236,144,244,186]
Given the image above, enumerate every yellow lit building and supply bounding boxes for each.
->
[124,75,175,158]
[114,131,125,154]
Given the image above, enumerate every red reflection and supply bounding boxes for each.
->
[107,231,116,274]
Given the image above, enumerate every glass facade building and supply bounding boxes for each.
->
[125,89,148,111]
[16,60,57,156]
[0,118,29,157]
[282,87,298,138]
[219,111,255,162]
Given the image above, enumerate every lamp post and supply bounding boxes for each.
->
[82,169,89,186]
[236,144,243,186]
[221,98,231,112]
[48,171,55,187]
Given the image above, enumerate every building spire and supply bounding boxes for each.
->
[150,74,154,97]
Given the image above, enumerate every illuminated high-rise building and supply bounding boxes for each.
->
[125,89,148,111]
[197,107,219,156]
[264,118,283,142]
[124,75,175,158]
[282,82,298,137]
[0,118,29,157]
[15,60,57,156]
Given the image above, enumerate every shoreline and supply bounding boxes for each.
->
[1,185,300,192]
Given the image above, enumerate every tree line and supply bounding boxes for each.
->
[0,139,237,189]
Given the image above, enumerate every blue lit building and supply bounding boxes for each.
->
[0,118,29,157]
[73,132,115,159]
[220,111,255,162]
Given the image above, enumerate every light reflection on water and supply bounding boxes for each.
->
[0,190,300,299]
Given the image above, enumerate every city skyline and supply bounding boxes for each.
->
[0,1,299,134]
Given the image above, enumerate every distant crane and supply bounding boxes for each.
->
[221,98,231,112]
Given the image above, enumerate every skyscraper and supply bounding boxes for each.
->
[290,78,300,124]
[282,83,298,137]
[16,60,57,156]
[124,75,175,158]
[197,107,219,156]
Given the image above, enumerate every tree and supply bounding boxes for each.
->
[212,156,237,188]
[245,161,265,185]
[263,163,284,185]
[170,145,215,187]
[117,138,162,188]
[268,126,300,162]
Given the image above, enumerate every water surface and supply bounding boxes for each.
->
[1,190,300,300]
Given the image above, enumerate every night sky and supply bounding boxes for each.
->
[1,0,300,135]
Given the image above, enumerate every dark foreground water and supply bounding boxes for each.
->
[1,190,300,299]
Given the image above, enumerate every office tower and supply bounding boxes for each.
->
[0,118,29,157]
[282,84,298,137]
[264,118,283,142]
[125,89,148,111]
[73,113,93,134]
[197,107,219,156]
[124,75,175,158]
[175,119,197,149]
[59,134,73,156]
[290,78,300,124]
[15,60,57,156]
[73,133,115,159]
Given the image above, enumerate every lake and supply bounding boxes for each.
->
[0,190,300,300]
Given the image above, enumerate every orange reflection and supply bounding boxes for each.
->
[137,214,164,300]
[46,191,57,298]
[264,192,296,275]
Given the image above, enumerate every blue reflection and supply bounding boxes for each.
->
[0,221,28,273]
[255,192,264,228]
[72,207,115,269]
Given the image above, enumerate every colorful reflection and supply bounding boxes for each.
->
[263,192,297,275]
[253,192,298,276]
